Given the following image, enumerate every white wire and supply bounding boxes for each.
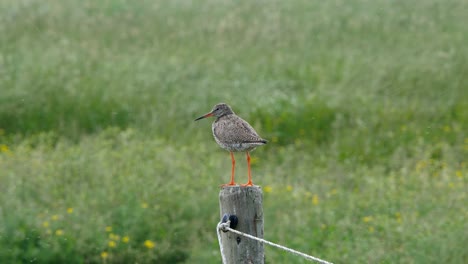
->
[217,221,333,264]
[216,222,228,264]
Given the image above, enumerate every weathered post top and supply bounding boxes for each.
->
[219,186,264,264]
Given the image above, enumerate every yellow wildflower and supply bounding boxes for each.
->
[55,229,64,236]
[51,215,59,221]
[67,208,73,214]
[263,185,272,193]
[101,251,108,259]
[108,241,116,248]
[368,226,374,233]
[105,226,112,232]
[144,240,155,249]
[42,221,49,228]
[362,216,373,223]
[395,212,402,224]
[286,185,293,192]
[443,125,451,132]
[141,202,148,209]
[312,194,319,206]
[250,156,259,165]
[0,144,9,153]
[122,236,130,243]
[456,171,463,178]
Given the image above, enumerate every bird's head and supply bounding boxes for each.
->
[195,103,234,121]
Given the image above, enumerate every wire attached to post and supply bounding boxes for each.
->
[217,221,333,264]
[216,221,228,264]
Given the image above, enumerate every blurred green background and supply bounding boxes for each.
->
[0,0,467,263]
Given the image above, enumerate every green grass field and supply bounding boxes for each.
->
[1,0,467,263]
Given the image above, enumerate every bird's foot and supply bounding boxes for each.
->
[220,182,237,188]
[240,181,254,187]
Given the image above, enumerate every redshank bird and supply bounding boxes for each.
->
[195,103,267,186]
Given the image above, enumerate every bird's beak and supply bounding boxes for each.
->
[194,112,213,121]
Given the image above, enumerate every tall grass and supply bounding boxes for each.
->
[1,0,467,263]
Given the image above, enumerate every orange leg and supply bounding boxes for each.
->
[222,152,236,187]
[241,152,254,186]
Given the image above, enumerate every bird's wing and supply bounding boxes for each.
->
[214,116,264,144]
[229,117,263,143]
[239,121,263,142]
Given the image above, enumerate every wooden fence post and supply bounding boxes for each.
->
[219,186,264,264]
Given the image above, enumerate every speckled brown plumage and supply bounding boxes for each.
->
[195,103,267,186]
